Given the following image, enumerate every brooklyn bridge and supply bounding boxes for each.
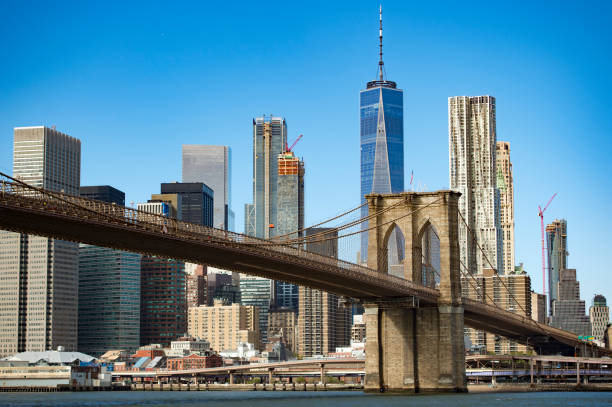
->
[0,172,607,393]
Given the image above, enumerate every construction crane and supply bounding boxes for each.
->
[285,134,303,153]
[538,193,557,297]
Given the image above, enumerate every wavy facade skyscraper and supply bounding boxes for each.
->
[359,6,404,272]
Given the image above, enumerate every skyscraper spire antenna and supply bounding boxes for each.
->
[378,4,384,81]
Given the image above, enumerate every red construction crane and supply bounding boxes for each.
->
[538,193,557,297]
[285,134,303,153]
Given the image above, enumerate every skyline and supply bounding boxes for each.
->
[1,1,611,306]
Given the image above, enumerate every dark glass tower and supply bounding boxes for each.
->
[360,7,404,265]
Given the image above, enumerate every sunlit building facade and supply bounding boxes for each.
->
[0,126,80,357]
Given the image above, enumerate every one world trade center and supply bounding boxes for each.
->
[360,6,404,275]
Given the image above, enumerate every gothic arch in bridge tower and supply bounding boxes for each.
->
[363,191,466,393]
[415,220,441,289]
[380,222,405,279]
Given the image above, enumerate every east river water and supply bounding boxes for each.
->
[1,391,612,407]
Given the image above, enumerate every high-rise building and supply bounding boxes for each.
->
[188,300,260,352]
[546,219,568,312]
[0,126,80,357]
[186,264,207,308]
[160,182,214,226]
[359,8,404,267]
[461,267,531,354]
[244,116,287,238]
[274,150,305,311]
[137,201,175,218]
[80,185,125,205]
[78,185,140,357]
[140,257,186,347]
[549,269,591,337]
[298,228,351,357]
[276,151,304,238]
[449,95,503,275]
[242,116,297,340]
[496,141,514,274]
[240,275,272,345]
[268,307,297,353]
[182,145,234,230]
[150,193,182,219]
[590,295,610,343]
[531,291,547,323]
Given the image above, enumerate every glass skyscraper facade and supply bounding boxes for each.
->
[160,182,214,227]
[359,82,404,265]
[244,116,287,239]
[78,185,140,357]
[79,246,141,356]
[182,145,234,230]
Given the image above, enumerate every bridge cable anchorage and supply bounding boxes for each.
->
[456,208,552,338]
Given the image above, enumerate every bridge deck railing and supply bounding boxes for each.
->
[0,179,438,299]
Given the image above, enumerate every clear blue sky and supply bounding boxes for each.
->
[1,1,610,307]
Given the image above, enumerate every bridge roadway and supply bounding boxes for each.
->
[0,181,606,355]
[112,358,365,379]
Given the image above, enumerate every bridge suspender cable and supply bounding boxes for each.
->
[244,198,408,247]
[456,208,552,338]
[271,201,368,240]
[284,197,445,246]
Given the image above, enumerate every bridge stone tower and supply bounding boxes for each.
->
[363,191,466,393]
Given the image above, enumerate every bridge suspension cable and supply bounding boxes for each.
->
[456,208,552,338]
[242,198,408,247]
[271,201,368,240]
[256,197,444,248]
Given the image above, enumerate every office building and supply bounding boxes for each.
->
[496,141,515,274]
[298,228,351,357]
[137,201,174,218]
[150,193,182,219]
[78,185,140,357]
[546,219,568,312]
[188,300,260,352]
[240,275,273,344]
[242,116,299,338]
[449,95,503,275]
[160,182,214,226]
[549,269,591,337]
[359,9,404,267]
[244,116,287,238]
[80,185,125,205]
[590,295,609,343]
[0,126,80,357]
[140,257,186,347]
[182,145,234,230]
